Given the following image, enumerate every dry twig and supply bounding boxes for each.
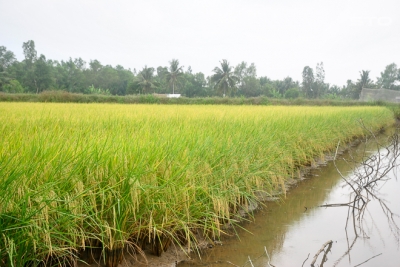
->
[310,240,333,267]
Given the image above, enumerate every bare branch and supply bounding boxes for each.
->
[301,253,310,267]
[353,253,382,267]
[310,240,333,267]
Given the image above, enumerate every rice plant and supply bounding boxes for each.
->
[0,103,394,266]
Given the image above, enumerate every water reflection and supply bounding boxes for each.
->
[179,129,400,267]
[324,130,400,267]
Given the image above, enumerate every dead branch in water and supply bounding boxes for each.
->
[301,253,310,267]
[353,253,382,267]
[310,240,333,267]
[318,123,400,266]
[319,124,400,240]
[226,246,275,267]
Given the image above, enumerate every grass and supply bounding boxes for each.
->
[0,103,395,266]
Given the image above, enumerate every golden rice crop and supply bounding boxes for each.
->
[0,103,394,266]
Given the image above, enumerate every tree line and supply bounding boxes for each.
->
[1,40,399,99]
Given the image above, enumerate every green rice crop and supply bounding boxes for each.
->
[0,103,394,266]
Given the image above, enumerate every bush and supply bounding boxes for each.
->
[284,88,300,99]
[2,80,25,93]
[0,91,397,111]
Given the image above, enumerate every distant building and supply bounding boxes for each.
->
[359,88,400,103]
[152,93,181,98]
[167,94,181,98]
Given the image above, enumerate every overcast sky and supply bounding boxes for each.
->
[1,0,399,86]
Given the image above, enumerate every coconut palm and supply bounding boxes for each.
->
[352,70,372,99]
[165,59,184,94]
[136,66,157,94]
[357,70,372,88]
[211,59,239,97]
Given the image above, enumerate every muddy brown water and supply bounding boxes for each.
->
[178,134,400,267]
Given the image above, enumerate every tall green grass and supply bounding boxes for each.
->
[0,103,394,266]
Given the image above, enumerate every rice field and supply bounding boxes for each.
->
[0,103,395,266]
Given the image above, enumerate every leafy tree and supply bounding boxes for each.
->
[154,66,169,93]
[329,85,341,94]
[273,77,298,96]
[258,76,273,96]
[0,46,16,71]
[2,79,24,93]
[259,76,271,86]
[302,66,314,98]
[194,72,211,96]
[113,65,134,95]
[135,66,157,94]
[55,58,86,93]
[240,76,262,97]
[165,59,184,94]
[284,88,300,99]
[21,40,38,92]
[94,65,120,94]
[4,60,24,88]
[182,71,209,97]
[4,40,395,99]
[22,40,37,64]
[234,61,258,96]
[341,79,355,99]
[320,84,342,99]
[211,59,239,97]
[246,63,257,78]
[19,41,53,93]
[89,59,102,72]
[0,47,16,91]
[234,62,257,80]
[377,63,399,90]
[234,61,248,88]
[83,63,134,95]
[33,54,53,93]
[86,60,103,88]
[0,71,11,91]
[315,62,325,98]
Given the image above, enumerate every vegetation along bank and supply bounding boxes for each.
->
[0,103,395,266]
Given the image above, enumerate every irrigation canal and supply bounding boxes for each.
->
[177,130,400,267]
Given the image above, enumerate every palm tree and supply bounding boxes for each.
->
[165,59,183,94]
[136,66,157,94]
[354,70,372,99]
[357,70,372,88]
[211,59,239,97]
